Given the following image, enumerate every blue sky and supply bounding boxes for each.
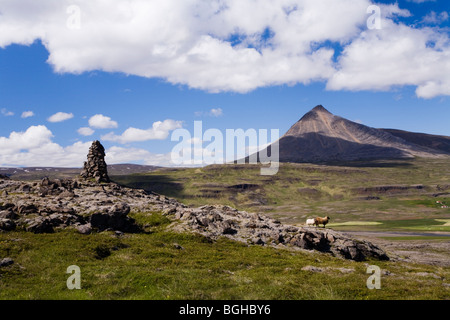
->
[0,0,449,167]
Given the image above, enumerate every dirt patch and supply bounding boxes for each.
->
[343,231,450,267]
[353,185,427,195]
[227,184,260,191]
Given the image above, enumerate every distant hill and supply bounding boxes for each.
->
[0,164,160,180]
[381,129,450,155]
[255,105,449,163]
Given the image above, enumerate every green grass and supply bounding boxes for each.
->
[328,221,383,227]
[2,158,449,300]
[329,218,450,233]
[379,219,450,232]
[111,158,450,226]
[1,221,449,300]
[380,236,450,241]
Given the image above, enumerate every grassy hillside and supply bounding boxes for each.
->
[2,159,449,300]
[112,158,450,227]
[1,212,449,300]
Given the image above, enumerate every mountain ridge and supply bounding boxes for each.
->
[0,164,161,180]
[259,105,449,163]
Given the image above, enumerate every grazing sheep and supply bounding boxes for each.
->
[306,218,315,226]
[314,216,330,228]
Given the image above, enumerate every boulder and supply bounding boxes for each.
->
[89,202,139,232]
[76,223,92,235]
[0,258,14,267]
[39,177,78,197]
[0,218,16,231]
[0,209,17,220]
[25,217,54,234]
[17,203,38,215]
[16,184,31,193]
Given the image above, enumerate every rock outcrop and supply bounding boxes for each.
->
[0,176,389,261]
[0,178,141,234]
[170,204,389,261]
[80,140,110,183]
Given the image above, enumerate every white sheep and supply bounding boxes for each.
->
[306,218,316,226]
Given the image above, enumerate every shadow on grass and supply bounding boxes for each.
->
[320,159,416,168]
[111,174,185,199]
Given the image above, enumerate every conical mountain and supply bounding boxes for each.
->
[259,105,449,163]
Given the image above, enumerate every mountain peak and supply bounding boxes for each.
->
[311,105,331,114]
[275,105,449,163]
[295,104,334,124]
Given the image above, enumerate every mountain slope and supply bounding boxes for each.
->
[259,105,449,163]
[381,129,450,155]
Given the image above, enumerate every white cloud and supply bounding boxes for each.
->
[47,112,74,123]
[0,125,87,167]
[105,146,151,164]
[0,125,174,167]
[210,108,223,117]
[77,127,95,136]
[1,108,14,116]
[0,0,365,93]
[422,11,449,25]
[88,114,118,129]
[106,147,180,167]
[406,0,436,3]
[195,108,224,117]
[0,125,90,167]
[0,0,449,98]
[102,119,183,144]
[21,111,35,118]
[326,15,450,99]
[0,125,53,153]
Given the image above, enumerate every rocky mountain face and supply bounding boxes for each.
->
[259,105,449,163]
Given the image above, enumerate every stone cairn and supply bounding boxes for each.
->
[80,140,110,183]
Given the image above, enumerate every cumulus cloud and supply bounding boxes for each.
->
[195,108,223,117]
[326,13,450,99]
[0,125,53,153]
[0,0,448,98]
[102,119,183,144]
[0,0,363,93]
[105,146,151,164]
[47,112,74,123]
[77,127,95,136]
[1,108,14,116]
[88,114,118,129]
[21,111,35,118]
[210,108,223,117]
[0,125,173,167]
[406,0,436,3]
[422,11,449,25]
[0,125,85,167]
